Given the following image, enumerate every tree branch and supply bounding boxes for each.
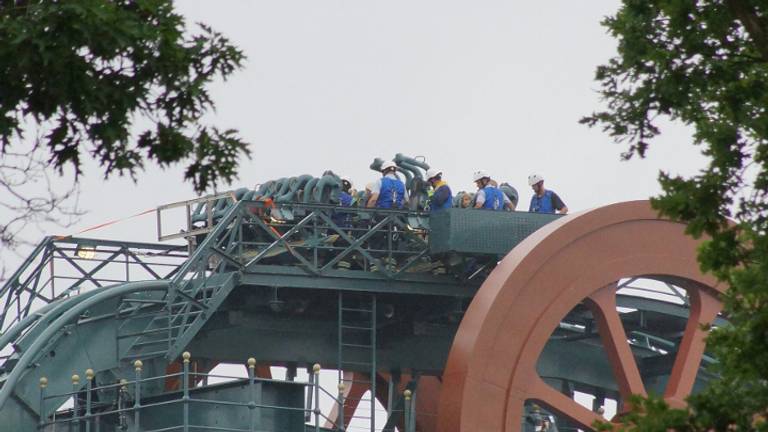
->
[725,0,768,61]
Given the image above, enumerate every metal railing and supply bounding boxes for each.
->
[168,200,431,279]
[156,191,238,243]
[38,355,327,432]
[37,356,419,432]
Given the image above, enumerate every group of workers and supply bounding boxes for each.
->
[339,160,568,215]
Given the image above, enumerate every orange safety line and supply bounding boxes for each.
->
[54,208,155,240]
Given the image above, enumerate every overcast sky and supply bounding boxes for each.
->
[7,1,708,270]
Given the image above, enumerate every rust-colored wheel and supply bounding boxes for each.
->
[437,201,725,432]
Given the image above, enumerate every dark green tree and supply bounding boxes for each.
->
[0,0,249,250]
[583,0,768,430]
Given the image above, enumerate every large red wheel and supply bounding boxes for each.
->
[437,201,725,432]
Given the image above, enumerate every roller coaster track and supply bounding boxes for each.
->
[0,200,726,432]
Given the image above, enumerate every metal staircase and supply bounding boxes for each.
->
[116,291,173,361]
[119,199,246,363]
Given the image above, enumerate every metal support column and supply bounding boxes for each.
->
[286,362,297,382]
[313,364,321,432]
[305,366,314,422]
[247,357,262,431]
[370,295,377,432]
[38,377,47,429]
[403,390,412,432]
[386,371,400,418]
[85,369,94,432]
[72,374,80,432]
[133,361,142,432]
[182,352,190,432]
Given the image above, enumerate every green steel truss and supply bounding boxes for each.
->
[0,201,479,380]
[0,237,187,332]
[120,200,478,364]
[0,237,187,371]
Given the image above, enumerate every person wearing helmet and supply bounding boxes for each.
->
[425,168,452,213]
[340,178,353,206]
[367,160,407,208]
[473,170,511,211]
[332,178,354,228]
[528,174,567,214]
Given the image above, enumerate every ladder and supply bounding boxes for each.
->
[337,291,377,431]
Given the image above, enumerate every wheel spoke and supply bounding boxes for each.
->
[586,283,647,403]
[663,288,721,407]
[529,377,604,429]
[255,363,272,379]
[326,371,368,429]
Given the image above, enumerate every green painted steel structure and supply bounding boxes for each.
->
[0,201,716,431]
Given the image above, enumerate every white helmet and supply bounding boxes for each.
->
[381,160,397,172]
[528,173,544,186]
[425,168,442,181]
[473,170,490,182]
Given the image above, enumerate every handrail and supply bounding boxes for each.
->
[156,190,237,242]
[165,198,431,288]
[37,356,329,432]
[169,200,247,289]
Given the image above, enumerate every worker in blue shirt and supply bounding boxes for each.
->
[473,170,512,211]
[528,174,568,214]
[425,168,452,213]
[366,161,407,209]
[366,161,406,271]
[332,178,354,228]
[339,178,353,207]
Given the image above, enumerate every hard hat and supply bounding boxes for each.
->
[472,170,490,182]
[341,178,352,189]
[381,160,397,171]
[425,168,442,181]
[365,182,376,192]
[528,173,544,186]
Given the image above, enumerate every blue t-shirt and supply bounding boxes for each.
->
[376,177,405,208]
[481,186,505,210]
[339,191,352,207]
[430,183,453,213]
[529,190,565,214]
[332,191,353,227]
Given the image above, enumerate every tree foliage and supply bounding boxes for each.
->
[583,0,768,430]
[0,0,250,193]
